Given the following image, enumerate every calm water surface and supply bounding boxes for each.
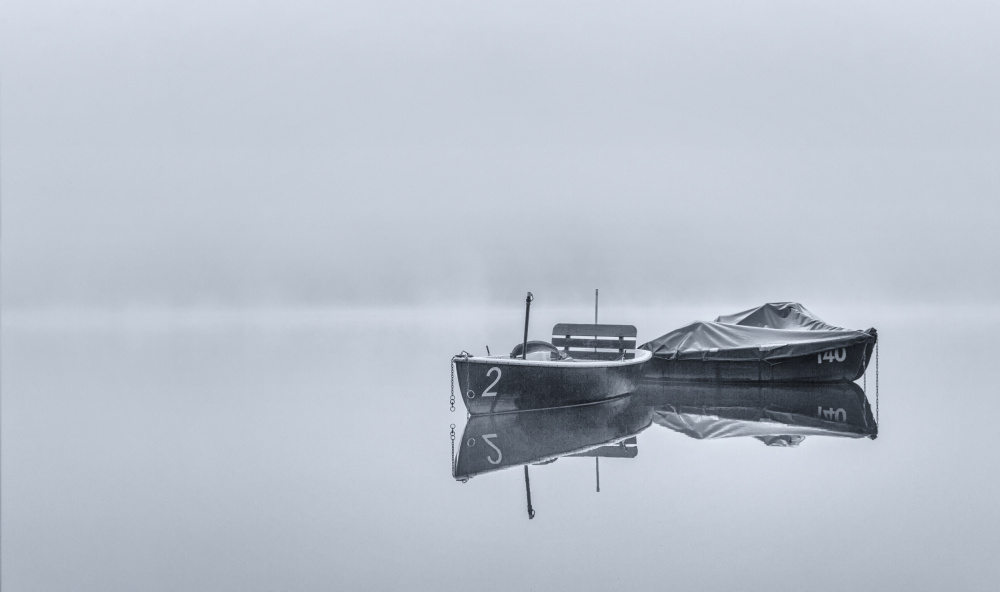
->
[3,305,999,591]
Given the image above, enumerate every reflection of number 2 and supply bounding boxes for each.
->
[482,434,502,464]
[483,367,501,397]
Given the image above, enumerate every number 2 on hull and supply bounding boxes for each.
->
[482,367,501,397]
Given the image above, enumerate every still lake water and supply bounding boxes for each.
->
[3,304,999,591]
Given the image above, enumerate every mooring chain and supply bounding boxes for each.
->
[450,361,456,412]
[862,346,867,394]
[449,353,471,483]
[450,352,471,412]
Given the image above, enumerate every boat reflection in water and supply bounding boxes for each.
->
[454,395,654,480]
[453,381,877,517]
[635,380,878,445]
[455,394,653,518]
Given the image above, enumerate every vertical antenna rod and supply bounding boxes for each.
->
[521,292,533,360]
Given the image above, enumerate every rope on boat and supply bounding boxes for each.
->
[876,339,879,425]
[524,466,535,519]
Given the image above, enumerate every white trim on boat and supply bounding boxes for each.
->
[457,349,651,368]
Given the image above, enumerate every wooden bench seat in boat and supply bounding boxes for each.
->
[552,324,638,361]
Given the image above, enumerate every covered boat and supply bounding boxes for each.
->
[639,302,877,383]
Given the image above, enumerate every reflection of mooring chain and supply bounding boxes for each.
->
[449,354,472,483]
[862,347,867,394]
[450,424,456,476]
[448,423,468,483]
[862,342,880,428]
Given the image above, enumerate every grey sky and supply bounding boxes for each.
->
[3,0,998,308]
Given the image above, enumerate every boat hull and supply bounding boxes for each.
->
[642,338,874,383]
[454,351,650,415]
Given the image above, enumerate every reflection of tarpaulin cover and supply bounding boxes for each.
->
[639,381,877,446]
[641,302,875,361]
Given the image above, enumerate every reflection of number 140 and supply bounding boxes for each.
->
[817,407,847,422]
[816,348,847,364]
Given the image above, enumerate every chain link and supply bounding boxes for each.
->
[449,354,470,483]
[862,345,867,394]
[450,360,456,412]
[450,352,471,413]
[450,423,457,476]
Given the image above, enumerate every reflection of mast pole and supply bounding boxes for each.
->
[524,466,535,519]
[594,289,598,355]
[596,457,600,493]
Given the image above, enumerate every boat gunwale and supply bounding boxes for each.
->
[454,349,651,368]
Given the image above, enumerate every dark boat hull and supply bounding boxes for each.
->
[454,351,650,415]
[643,336,875,383]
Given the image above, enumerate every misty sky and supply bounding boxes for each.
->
[2,0,998,309]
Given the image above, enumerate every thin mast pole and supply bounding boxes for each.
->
[521,292,533,360]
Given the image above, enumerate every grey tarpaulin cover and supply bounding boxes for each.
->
[640,302,875,361]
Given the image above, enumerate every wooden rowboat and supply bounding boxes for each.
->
[453,323,651,415]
